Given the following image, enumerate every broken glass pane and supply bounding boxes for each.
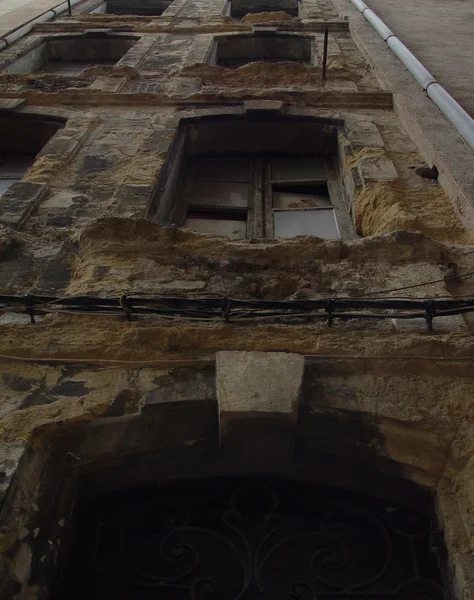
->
[273,190,332,210]
[274,209,340,239]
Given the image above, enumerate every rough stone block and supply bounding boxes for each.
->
[39,128,89,161]
[348,120,384,148]
[358,155,398,182]
[143,367,216,406]
[0,183,48,230]
[217,351,304,414]
[185,34,214,66]
[0,98,25,112]
[391,314,467,333]
[117,35,157,69]
[315,33,341,59]
[33,255,72,294]
[216,351,304,463]
[90,77,127,92]
[110,183,156,218]
[168,77,202,97]
[244,100,283,113]
[0,252,34,293]
[0,441,27,507]
[84,28,112,36]
[252,26,278,33]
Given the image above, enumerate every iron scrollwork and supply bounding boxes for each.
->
[55,477,447,600]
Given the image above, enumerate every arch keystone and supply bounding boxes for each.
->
[216,351,304,463]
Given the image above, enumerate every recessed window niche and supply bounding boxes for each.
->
[209,33,314,68]
[92,0,172,15]
[6,34,138,76]
[150,114,356,241]
[229,0,299,18]
[0,114,65,197]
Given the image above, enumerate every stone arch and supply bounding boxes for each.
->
[0,351,468,599]
[56,474,445,599]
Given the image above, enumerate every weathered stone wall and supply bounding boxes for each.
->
[1,0,474,598]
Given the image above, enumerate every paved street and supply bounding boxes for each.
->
[362,0,474,118]
[0,0,65,37]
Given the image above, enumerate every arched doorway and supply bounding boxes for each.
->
[53,476,447,599]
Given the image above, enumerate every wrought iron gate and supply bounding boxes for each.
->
[55,477,448,599]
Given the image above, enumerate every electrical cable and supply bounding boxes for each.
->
[0,353,473,367]
[352,270,474,297]
[1,292,474,329]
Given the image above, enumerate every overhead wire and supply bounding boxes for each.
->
[352,269,474,297]
[0,353,473,367]
[1,292,474,330]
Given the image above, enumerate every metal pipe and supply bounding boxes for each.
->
[0,0,84,51]
[349,0,474,152]
[322,27,329,80]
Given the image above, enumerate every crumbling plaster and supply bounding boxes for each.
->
[0,99,470,304]
[1,349,474,598]
[1,0,474,597]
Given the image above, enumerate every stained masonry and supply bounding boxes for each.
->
[1,0,474,598]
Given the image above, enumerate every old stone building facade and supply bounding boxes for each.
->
[1,0,474,598]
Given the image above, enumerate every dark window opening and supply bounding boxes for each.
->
[7,35,137,76]
[0,155,35,196]
[0,115,64,197]
[230,0,299,18]
[51,476,448,600]
[212,34,312,68]
[103,0,172,15]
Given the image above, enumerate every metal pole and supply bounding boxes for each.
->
[67,0,72,16]
[322,27,329,80]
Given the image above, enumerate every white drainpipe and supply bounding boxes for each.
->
[350,0,474,153]
[0,0,85,51]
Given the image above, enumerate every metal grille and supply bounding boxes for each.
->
[55,477,448,600]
